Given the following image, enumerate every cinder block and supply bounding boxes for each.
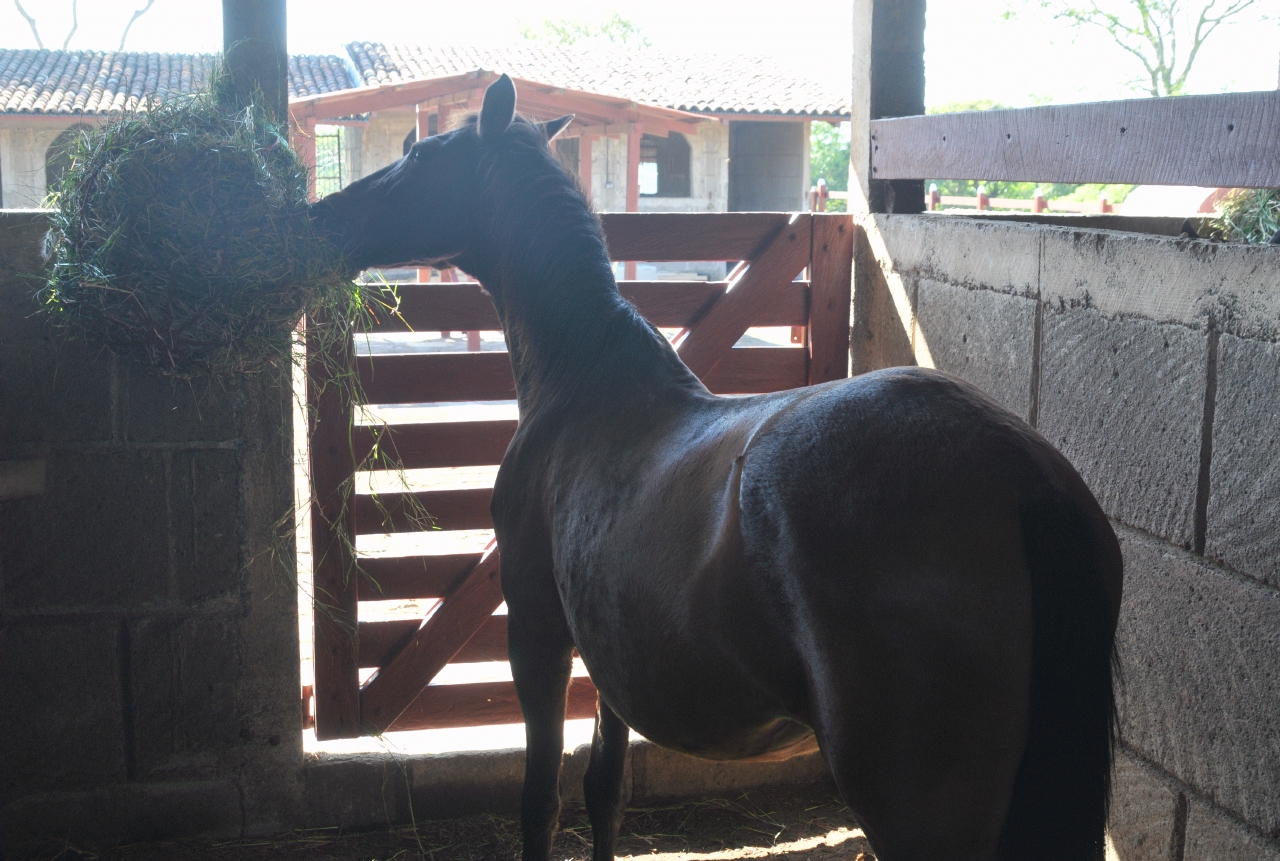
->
[1038,308,1207,547]
[129,615,245,779]
[0,337,115,453]
[559,741,634,807]
[169,449,243,603]
[2,620,126,794]
[409,747,526,819]
[1040,228,1280,341]
[915,279,1036,420]
[629,740,829,804]
[118,362,243,444]
[304,753,410,829]
[1107,747,1184,861]
[872,214,1041,294]
[1205,335,1280,588]
[1184,798,1280,861]
[1,450,171,609]
[1114,532,1280,837]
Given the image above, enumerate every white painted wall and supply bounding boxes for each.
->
[0,120,80,208]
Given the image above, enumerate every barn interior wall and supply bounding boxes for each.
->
[855,213,1280,859]
[0,122,78,209]
[347,110,415,184]
[0,211,303,855]
[637,124,729,214]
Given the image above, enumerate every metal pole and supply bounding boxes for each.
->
[222,0,288,122]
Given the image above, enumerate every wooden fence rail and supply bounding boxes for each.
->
[869,90,1280,189]
[308,211,854,740]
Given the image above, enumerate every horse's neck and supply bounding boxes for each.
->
[484,190,702,417]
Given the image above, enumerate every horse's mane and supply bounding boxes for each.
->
[466,115,704,411]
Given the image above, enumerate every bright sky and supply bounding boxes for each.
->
[1,1,1276,107]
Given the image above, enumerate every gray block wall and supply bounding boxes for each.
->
[858,212,1280,856]
[727,121,806,212]
[0,211,303,855]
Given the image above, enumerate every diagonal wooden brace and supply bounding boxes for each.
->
[360,543,505,734]
[676,214,813,379]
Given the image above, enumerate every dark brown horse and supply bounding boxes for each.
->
[312,75,1122,861]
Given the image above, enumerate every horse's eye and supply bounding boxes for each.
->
[411,147,426,163]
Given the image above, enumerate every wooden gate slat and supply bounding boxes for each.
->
[677,215,813,378]
[808,215,855,385]
[354,420,517,469]
[360,614,508,667]
[389,676,598,732]
[703,347,809,394]
[355,486,493,534]
[361,548,505,732]
[601,212,791,261]
[358,553,482,600]
[307,313,362,741]
[357,352,516,405]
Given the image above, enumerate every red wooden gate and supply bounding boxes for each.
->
[307,212,854,740]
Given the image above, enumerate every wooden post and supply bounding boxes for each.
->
[1099,192,1112,214]
[850,0,926,215]
[928,183,940,211]
[625,126,642,280]
[291,117,317,202]
[1033,187,1047,213]
[416,104,433,284]
[222,0,288,122]
[976,185,989,211]
[579,134,595,206]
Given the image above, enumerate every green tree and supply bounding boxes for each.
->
[519,12,650,47]
[1016,0,1265,97]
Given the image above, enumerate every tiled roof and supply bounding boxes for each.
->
[345,43,850,118]
[0,49,355,115]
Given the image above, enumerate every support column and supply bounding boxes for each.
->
[624,126,642,280]
[850,0,926,215]
[416,103,433,284]
[578,134,595,206]
[221,0,288,122]
[291,117,317,202]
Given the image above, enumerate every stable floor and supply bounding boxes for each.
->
[42,787,872,861]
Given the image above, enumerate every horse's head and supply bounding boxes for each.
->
[310,74,572,275]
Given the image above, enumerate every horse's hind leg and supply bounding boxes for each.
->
[509,610,575,861]
[583,698,630,860]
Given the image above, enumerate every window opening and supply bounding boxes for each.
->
[314,125,344,198]
[640,133,691,198]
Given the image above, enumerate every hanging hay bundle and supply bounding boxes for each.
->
[1207,188,1280,245]
[41,90,361,377]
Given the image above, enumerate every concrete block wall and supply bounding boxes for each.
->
[0,211,303,855]
[857,212,1280,857]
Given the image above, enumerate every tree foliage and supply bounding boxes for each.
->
[13,0,156,51]
[519,12,650,47]
[1018,0,1264,97]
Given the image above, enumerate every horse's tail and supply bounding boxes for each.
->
[997,489,1119,861]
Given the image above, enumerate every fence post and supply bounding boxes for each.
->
[928,183,939,211]
[817,178,829,212]
[976,185,989,211]
[1099,192,1112,213]
[1033,187,1047,213]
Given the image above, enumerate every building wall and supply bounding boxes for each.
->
[343,108,416,185]
[0,211,302,855]
[0,120,83,208]
[727,120,808,212]
[637,123,730,214]
[855,212,1280,859]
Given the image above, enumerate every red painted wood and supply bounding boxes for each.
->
[357,553,482,600]
[702,347,809,394]
[354,487,493,534]
[360,614,508,667]
[361,549,505,732]
[357,352,516,405]
[389,676,598,732]
[353,420,517,470]
[600,212,791,262]
[808,215,854,385]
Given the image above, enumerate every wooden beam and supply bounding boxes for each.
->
[850,0,926,214]
[307,313,361,740]
[357,553,483,601]
[222,0,288,121]
[601,212,792,261]
[579,134,595,206]
[354,487,493,534]
[353,419,517,470]
[676,215,812,378]
[357,352,516,405]
[808,215,854,384]
[625,126,642,279]
[290,117,317,202]
[389,676,598,732]
[870,90,1280,189]
[361,547,505,733]
[290,72,495,122]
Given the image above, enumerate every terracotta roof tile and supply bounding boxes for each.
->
[0,49,354,115]
[345,42,849,118]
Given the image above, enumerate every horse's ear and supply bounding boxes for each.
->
[540,115,574,142]
[479,74,516,141]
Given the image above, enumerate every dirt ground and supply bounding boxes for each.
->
[42,786,874,861]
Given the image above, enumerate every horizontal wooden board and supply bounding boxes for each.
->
[357,353,516,405]
[622,280,808,328]
[355,487,493,534]
[370,283,501,332]
[357,553,482,600]
[702,347,808,395]
[870,90,1280,188]
[354,420,517,470]
[601,212,794,262]
[360,614,508,667]
[388,676,598,731]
